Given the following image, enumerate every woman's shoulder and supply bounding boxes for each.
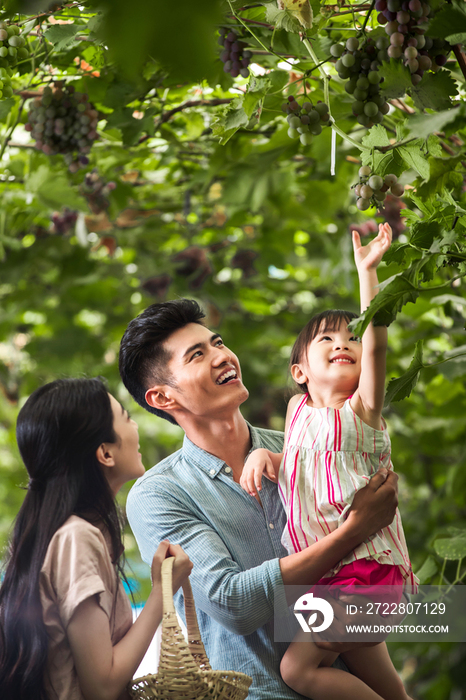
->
[45,516,108,564]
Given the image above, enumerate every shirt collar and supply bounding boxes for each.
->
[182,422,262,479]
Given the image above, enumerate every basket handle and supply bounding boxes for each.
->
[161,556,211,668]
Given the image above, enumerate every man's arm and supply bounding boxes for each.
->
[127,478,288,636]
[128,468,398,628]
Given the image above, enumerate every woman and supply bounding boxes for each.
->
[0,377,192,700]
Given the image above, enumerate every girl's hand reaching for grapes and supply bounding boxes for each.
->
[352,222,392,272]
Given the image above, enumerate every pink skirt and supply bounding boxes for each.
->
[313,559,405,605]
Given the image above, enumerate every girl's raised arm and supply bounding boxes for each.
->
[351,223,392,429]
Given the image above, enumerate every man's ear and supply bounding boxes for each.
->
[145,386,180,412]
[96,443,116,468]
[291,363,308,386]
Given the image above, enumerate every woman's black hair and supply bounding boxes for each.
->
[290,309,359,394]
[0,377,124,700]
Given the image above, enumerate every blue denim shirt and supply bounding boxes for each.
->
[127,423,345,699]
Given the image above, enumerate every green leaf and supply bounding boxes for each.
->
[265,5,303,33]
[0,98,15,122]
[406,108,462,140]
[243,76,272,119]
[415,555,438,584]
[384,340,424,405]
[211,98,249,145]
[411,70,457,112]
[26,165,87,211]
[43,24,81,51]
[416,155,463,200]
[378,60,412,99]
[434,534,466,561]
[361,124,391,150]
[398,142,430,181]
[349,272,420,338]
[427,0,466,40]
[410,219,442,249]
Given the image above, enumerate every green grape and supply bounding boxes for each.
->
[360,184,374,198]
[288,116,301,128]
[310,123,322,135]
[342,53,355,68]
[364,101,378,117]
[300,132,313,146]
[368,175,383,190]
[357,198,371,210]
[368,71,381,84]
[346,37,359,52]
[353,89,368,101]
[287,127,300,139]
[359,165,371,177]
[384,173,397,187]
[330,43,344,57]
[314,102,329,115]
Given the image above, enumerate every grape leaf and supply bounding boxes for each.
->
[243,76,272,119]
[434,535,466,561]
[427,0,466,40]
[378,60,412,99]
[349,272,420,338]
[0,98,15,122]
[410,220,443,249]
[415,556,438,584]
[43,24,81,51]
[384,340,424,405]
[416,155,463,199]
[361,124,391,149]
[211,98,248,145]
[265,5,302,33]
[405,107,462,140]
[398,143,430,181]
[411,70,457,112]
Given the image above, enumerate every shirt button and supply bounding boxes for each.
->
[225,467,232,474]
[269,523,274,530]
[209,469,215,476]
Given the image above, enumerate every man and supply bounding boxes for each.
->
[120,299,398,699]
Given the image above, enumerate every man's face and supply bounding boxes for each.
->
[158,323,249,419]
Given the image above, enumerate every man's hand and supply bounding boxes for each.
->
[347,468,398,542]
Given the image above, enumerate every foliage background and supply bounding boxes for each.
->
[0,0,466,696]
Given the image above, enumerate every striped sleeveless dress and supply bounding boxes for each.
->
[278,394,417,587]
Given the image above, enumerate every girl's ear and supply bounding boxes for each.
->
[96,443,116,468]
[291,363,308,386]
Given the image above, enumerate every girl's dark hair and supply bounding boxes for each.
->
[0,377,123,700]
[290,309,358,393]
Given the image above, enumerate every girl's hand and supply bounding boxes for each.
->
[240,448,277,496]
[150,540,193,591]
[352,222,392,272]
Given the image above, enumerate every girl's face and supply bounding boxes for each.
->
[103,394,145,493]
[295,319,362,394]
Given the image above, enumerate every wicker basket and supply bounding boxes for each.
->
[129,556,252,700]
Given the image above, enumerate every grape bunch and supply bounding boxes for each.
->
[375,0,450,85]
[353,165,404,210]
[0,22,31,99]
[218,28,252,78]
[51,207,78,235]
[282,96,331,146]
[25,83,99,172]
[81,170,116,214]
[331,36,389,128]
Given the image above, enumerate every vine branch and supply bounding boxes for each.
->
[138,99,232,144]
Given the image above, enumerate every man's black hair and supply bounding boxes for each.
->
[119,299,206,424]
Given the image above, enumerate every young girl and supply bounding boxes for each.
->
[0,377,192,700]
[240,223,417,700]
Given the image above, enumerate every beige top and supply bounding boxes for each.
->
[39,515,132,700]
